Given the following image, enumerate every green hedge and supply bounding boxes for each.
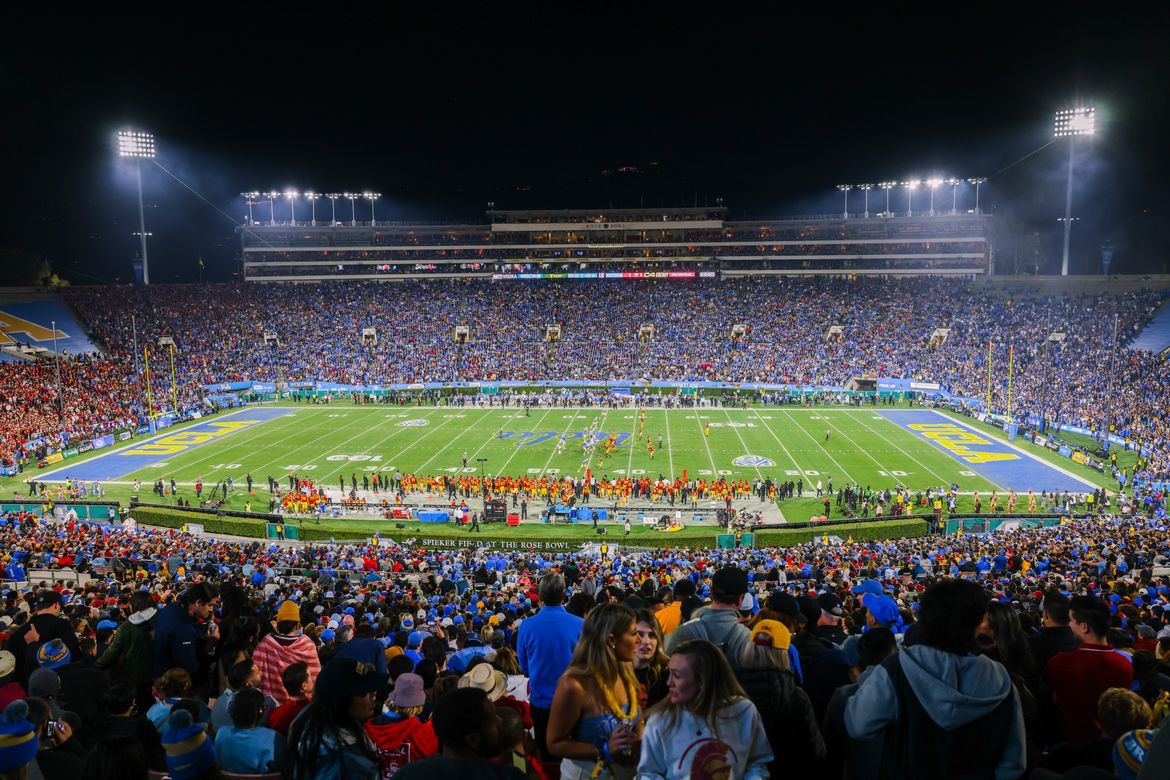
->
[130,506,929,549]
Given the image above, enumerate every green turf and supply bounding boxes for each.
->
[2,403,1118,522]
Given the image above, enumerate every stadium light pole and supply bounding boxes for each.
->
[365,192,380,225]
[241,192,259,224]
[285,190,299,225]
[878,182,896,217]
[262,192,281,225]
[304,192,318,226]
[944,178,961,214]
[836,185,853,218]
[344,193,358,226]
[1054,107,1096,275]
[926,178,943,216]
[326,194,340,225]
[902,181,919,216]
[857,184,873,218]
[968,178,986,214]
[117,130,156,285]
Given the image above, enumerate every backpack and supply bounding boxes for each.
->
[877,653,1017,780]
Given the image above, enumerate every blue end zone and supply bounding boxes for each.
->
[877,410,1096,492]
[39,407,295,482]
[0,299,100,354]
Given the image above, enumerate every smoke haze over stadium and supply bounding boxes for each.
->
[5,3,1170,283]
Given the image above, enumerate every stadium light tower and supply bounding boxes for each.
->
[857,184,874,218]
[944,178,961,214]
[968,177,986,214]
[325,193,340,224]
[878,182,897,217]
[364,192,380,225]
[117,130,156,284]
[262,192,281,224]
[304,192,318,226]
[344,192,358,226]
[926,178,943,216]
[1054,107,1096,275]
[285,190,299,225]
[836,184,853,218]
[241,192,260,224]
[902,180,920,216]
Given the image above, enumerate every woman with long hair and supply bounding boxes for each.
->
[632,609,668,709]
[737,620,824,775]
[285,657,386,780]
[639,640,772,780]
[546,603,641,780]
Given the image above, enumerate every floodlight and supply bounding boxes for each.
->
[926,178,943,188]
[365,192,380,224]
[1054,107,1096,137]
[836,185,854,218]
[117,130,156,158]
[902,181,919,216]
[877,182,897,217]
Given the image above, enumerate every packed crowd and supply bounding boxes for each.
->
[2,278,1168,483]
[1,509,1170,778]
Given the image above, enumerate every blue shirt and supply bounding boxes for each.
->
[516,605,584,708]
[215,725,285,774]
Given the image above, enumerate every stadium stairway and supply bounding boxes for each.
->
[1130,297,1170,354]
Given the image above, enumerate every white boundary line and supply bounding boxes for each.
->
[829,411,966,489]
[923,410,1099,489]
[722,408,763,478]
[777,409,858,484]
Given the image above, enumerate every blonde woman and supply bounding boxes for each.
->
[639,639,772,780]
[547,603,640,780]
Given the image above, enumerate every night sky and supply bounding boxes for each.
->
[6,4,1170,283]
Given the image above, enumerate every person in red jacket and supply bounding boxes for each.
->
[253,600,321,705]
[268,661,312,738]
[365,672,437,778]
[1044,595,1134,743]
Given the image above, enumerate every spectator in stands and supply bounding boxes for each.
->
[0,651,24,711]
[268,660,312,737]
[516,572,583,757]
[79,734,150,780]
[146,668,193,733]
[845,579,1027,778]
[792,595,854,722]
[160,707,218,780]
[11,590,81,686]
[213,686,286,774]
[1029,590,1081,674]
[394,687,525,780]
[152,583,219,678]
[285,656,385,780]
[632,609,669,709]
[638,639,772,779]
[653,580,693,636]
[822,627,899,779]
[1045,594,1135,744]
[1041,687,1152,774]
[0,700,40,779]
[253,599,321,706]
[38,638,108,743]
[737,619,824,776]
[546,603,640,779]
[209,658,274,732]
[95,590,157,713]
[92,680,165,770]
[665,566,749,658]
[364,672,438,776]
[25,695,87,780]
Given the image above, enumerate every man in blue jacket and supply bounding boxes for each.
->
[153,583,220,678]
[516,572,582,758]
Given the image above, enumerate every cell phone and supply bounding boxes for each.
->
[45,721,59,738]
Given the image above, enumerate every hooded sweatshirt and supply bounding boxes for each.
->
[844,645,1026,780]
[664,606,749,662]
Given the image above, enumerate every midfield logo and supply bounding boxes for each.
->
[733,455,775,467]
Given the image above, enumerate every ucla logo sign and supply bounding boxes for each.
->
[733,455,775,467]
[398,419,429,427]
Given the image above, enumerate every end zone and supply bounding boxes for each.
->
[35,407,296,483]
[878,409,1097,492]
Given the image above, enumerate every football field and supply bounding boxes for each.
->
[18,403,1107,518]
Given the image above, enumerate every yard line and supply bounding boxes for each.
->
[778,409,858,484]
[542,409,594,477]
[814,411,944,488]
[663,407,675,479]
[252,408,423,478]
[843,411,977,489]
[376,409,467,473]
[413,409,500,474]
[172,409,354,478]
[693,409,720,476]
[582,408,612,475]
[744,408,803,476]
[494,407,555,477]
[722,408,763,478]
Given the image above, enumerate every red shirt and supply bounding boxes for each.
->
[1044,643,1134,743]
[365,716,438,778]
[267,697,309,737]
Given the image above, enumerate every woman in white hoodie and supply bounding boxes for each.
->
[637,639,772,780]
